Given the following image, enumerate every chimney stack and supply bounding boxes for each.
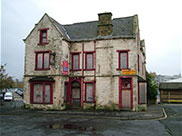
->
[97,12,113,36]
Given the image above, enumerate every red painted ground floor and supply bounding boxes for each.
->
[26,76,147,111]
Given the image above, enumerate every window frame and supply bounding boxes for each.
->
[138,54,140,74]
[138,82,147,104]
[30,81,53,104]
[64,82,69,102]
[84,51,95,71]
[38,28,49,45]
[84,81,95,103]
[71,52,81,71]
[117,50,130,70]
[35,50,51,71]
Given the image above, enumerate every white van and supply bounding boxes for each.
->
[4,92,13,101]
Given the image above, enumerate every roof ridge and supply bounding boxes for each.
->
[63,20,98,26]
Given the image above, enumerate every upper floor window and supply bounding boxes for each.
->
[117,50,129,70]
[38,28,49,45]
[85,52,94,70]
[138,55,140,73]
[71,52,80,71]
[35,51,51,70]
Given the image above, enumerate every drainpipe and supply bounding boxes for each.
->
[81,43,84,107]
[94,40,96,103]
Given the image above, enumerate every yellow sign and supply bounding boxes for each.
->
[122,69,136,75]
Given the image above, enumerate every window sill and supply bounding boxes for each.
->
[35,68,50,71]
[117,68,130,71]
[84,101,94,103]
[84,69,95,71]
[138,103,146,104]
[38,42,49,45]
[71,69,81,71]
[31,102,53,104]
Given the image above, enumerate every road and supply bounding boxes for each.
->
[0,103,181,136]
[160,104,182,136]
[0,113,169,136]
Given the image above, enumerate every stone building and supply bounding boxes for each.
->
[23,12,147,111]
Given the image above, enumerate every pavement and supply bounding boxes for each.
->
[0,103,165,120]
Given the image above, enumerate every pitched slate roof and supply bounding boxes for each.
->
[51,16,135,41]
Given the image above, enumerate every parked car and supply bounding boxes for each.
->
[4,92,13,101]
[15,89,23,97]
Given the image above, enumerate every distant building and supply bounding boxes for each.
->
[159,77,182,103]
[156,74,181,84]
[23,12,147,111]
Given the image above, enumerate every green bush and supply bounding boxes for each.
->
[146,72,158,99]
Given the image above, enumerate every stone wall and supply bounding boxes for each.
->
[24,14,146,111]
[24,14,69,109]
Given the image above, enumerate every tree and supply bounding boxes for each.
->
[0,64,15,91]
[146,72,158,99]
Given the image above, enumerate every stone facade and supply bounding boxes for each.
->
[24,12,147,111]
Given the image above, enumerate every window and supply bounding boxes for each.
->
[85,83,94,102]
[138,82,147,104]
[85,52,94,70]
[35,51,51,70]
[121,78,131,89]
[71,53,80,71]
[138,55,140,73]
[117,50,129,70]
[30,82,53,104]
[38,28,49,45]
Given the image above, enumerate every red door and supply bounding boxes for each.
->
[119,77,133,110]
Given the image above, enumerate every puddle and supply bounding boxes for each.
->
[49,123,96,131]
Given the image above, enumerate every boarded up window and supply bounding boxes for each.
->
[37,54,43,69]
[44,53,49,69]
[72,88,80,99]
[73,54,79,70]
[86,53,93,69]
[33,84,43,103]
[139,82,147,104]
[86,83,93,102]
[120,52,127,69]
[45,84,51,103]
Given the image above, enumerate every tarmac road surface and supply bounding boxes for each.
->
[0,103,171,136]
[160,104,182,136]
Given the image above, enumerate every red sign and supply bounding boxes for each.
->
[63,61,68,75]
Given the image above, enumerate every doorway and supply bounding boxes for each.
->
[71,81,81,108]
[119,77,133,110]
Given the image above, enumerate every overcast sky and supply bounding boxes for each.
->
[1,0,182,80]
